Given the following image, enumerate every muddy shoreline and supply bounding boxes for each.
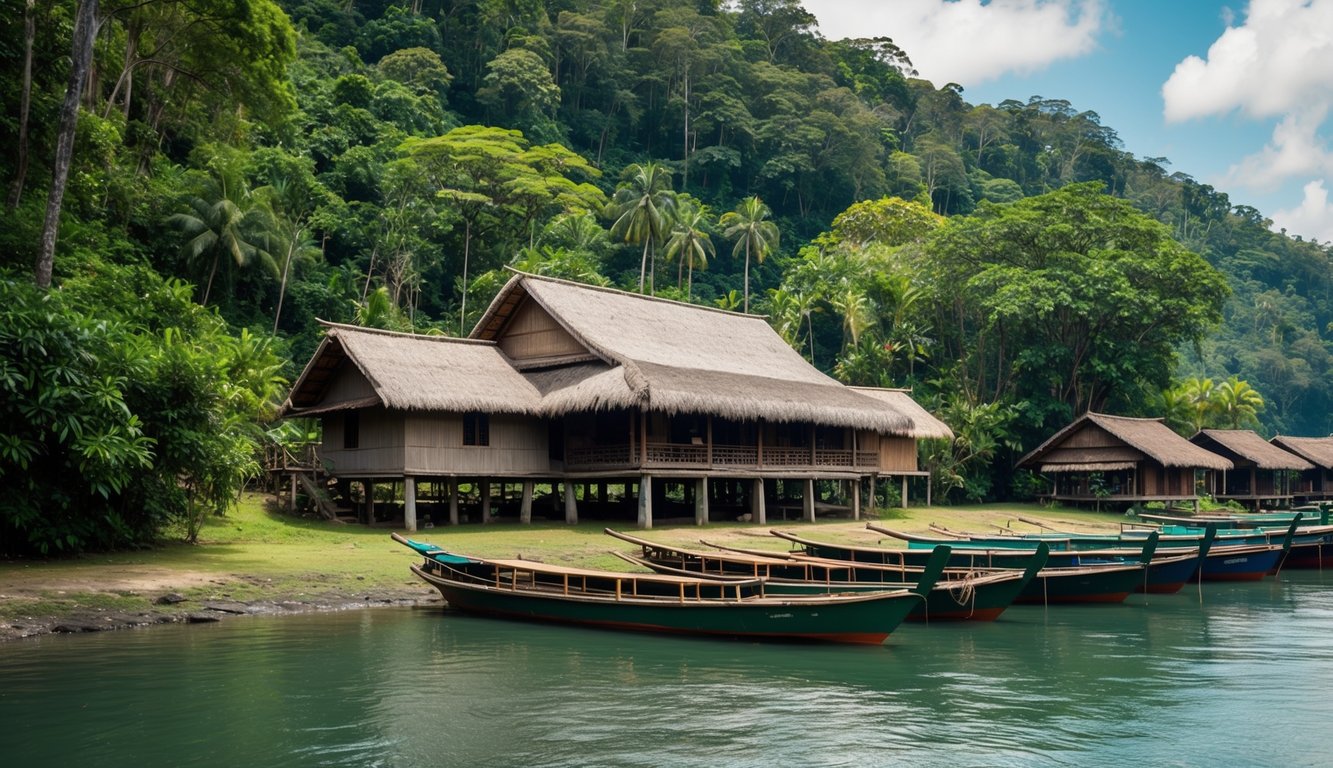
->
[0,588,442,643]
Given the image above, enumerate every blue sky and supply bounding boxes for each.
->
[801,0,1333,243]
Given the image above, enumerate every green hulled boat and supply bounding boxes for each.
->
[393,533,946,645]
[606,529,1045,622]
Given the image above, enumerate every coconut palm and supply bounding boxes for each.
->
[1182,376,1217,433]
[167,174,276,306]
[1216,376,1264,428]
[607,161,676,293]
[663,200,715,299]
[720,196,779,313]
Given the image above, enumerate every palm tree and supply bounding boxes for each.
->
[607,161,676,293]
[829,286,876,348]
[1216,376,1264,428]
[663,200,715,299]
[720,196,779,312]
[167,174,275,306]
[1182,376,1217,432]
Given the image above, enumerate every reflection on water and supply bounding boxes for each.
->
[5,572,1333,767]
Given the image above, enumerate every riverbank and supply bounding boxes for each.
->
[0,493,1127,642]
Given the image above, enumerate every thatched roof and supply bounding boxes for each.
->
[1191,429,1313,471]
[283,322,543,416]
[470,272,918,433]
[1018,412,1233,472]
[1271,435,1333,470]
[849,388,954,439]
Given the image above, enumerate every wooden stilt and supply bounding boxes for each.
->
[480,481,491,523]
[363,480,374,524]
[852,478,861,520]
[869,474,877,512]
[803,478,816,522]
[902,476,909,508]
[695,477,709,526]
[404,476,417,532]
[638,474,653,529]
[449,479,459,525]
[521,480,534,524]
[751,478,766,524]
[564,481,578,524]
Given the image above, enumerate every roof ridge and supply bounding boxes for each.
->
[318,319,498,346]
[505,268,773,321]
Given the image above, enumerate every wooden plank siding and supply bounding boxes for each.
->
[320,408,405,475]
[877,436,919,473]
[323,360,377,404]
[498,298,588,363]
[404,414,550,475]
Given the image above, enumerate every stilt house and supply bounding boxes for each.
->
[280,272,950,529]
[1269,436,1333,501]
[1016,413,1233,507]
[1188,429,1312,509]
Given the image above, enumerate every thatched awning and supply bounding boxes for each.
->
[1019,412,1233,471]
[849,387,954,439]
[1271,435,1333,470]
[1192,429,1313,471]
[1039,461,1137,473]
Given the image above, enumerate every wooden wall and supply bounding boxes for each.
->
[878,436,919,472]
[498,299,586,362]
[404,413,551,475]
[321,408,405,475]
[324,360,375,404]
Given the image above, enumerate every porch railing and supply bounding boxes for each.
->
[565,443,879,471]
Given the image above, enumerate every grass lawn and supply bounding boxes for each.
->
[0,491,1134,634]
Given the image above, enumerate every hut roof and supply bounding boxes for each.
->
[283,322,543,416]
[470,272,917,432]
[1018,412,1233,471]
[1270,435,1333,470]
[1191,429,1313,471]
[848,388,954,439]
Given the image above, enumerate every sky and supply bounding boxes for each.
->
[800,0,1333,244]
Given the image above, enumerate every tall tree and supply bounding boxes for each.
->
[35,0,99,289]
[663,198,714,298]
[608,161,676,294]
[720,195,779,312]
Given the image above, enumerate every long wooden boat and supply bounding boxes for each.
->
[1137,509,1328,528]
[925,516,1324,551]
[605,529,1044,622]
[392,533,944,645]
[776,529,1210,596]
[862,525,1160,604]
[874,521,1298,583]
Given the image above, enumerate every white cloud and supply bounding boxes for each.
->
[1163,0,1333,200]
[1270,180,1333,243]
[801,0,1107,88]
[1162,0,1333,123]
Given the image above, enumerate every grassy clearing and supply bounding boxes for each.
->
[0,492,1134,628]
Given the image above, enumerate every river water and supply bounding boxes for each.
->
[4,572,1333,767]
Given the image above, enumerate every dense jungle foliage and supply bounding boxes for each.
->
[2,0,1331,553]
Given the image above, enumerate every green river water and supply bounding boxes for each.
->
[4,572,1333,767]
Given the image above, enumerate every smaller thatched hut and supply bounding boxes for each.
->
[1269,436,1333,501]
[1189,429,1312,509]
[1017,413,1233,508]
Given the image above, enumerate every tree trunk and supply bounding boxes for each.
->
[743,245,751,313]
[459,219,471,335]
[638,238,649,293]
[36,0,99,289]
[7,0,36,210]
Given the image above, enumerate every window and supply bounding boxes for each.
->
[463,413,490,446]
[343,411,360,449]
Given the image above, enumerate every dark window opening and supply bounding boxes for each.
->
[464,413,490,446]
[343,411,360,449]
